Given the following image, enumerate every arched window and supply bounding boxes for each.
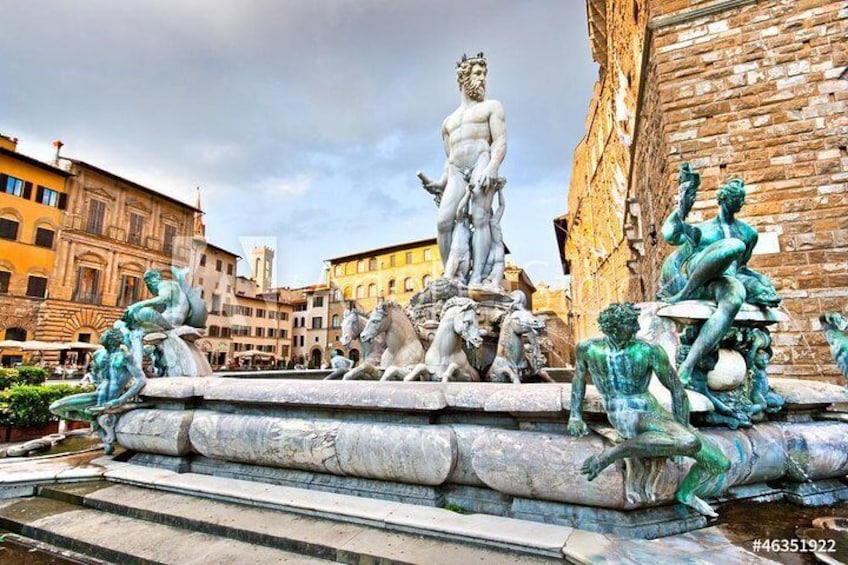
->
[403,277,414,292]
[356,285,364,298]
[4,327,26,341]
[333,289,341,302]
[357,260,365,273]
[343,287,352,299]
[369,257,378,271]
[368,283,377,297]
[334,265,343,277]
[387,279,396,294]
[331,314,340,328]
[422,275,431,288]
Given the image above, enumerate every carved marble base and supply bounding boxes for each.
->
[650,300,788,429]
[145,327,213,377]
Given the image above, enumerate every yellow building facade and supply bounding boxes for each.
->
[0,135,70,357]
[326,238,442,361]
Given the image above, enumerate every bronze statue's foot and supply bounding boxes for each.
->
[581,455,606,481]
[676,493,718,518]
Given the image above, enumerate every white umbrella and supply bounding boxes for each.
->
[234,350,278,359]
[65,341,103,350]
[20,341,70,351]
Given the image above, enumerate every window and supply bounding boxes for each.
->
[256,308,266,318]
[221,327,231,338]
[405,252,413,265]
[388,279,396,294]
[118,275,142,307]
[404,277,414,292]
[86,199,106,235]
[281,329,288,339]
[34,227,54,248]
[331,314,340,328]
[0,271,9,293]
[312,317,323,329]
[268,328,276,338]
[26,275,48,298]
[369,258,377,271]
[422,275,431,288]
[208,325,221,337]
[333,289,341,302]
[74,267,101,304]
[211,294,222,314]
[256,327,265,337]
[389,255,396,267]
[424,249,432,261]
[199,254,207,267]
[313,296,324,307]
[5,327,26,341]
[334,265,343,277]
[0,218,19,240]
[37,186,59,207]
[280,312,289,321]
[227,263,233,275]
[355,285,364,298]
[3,175,23,197]
[357,260,365,273]
[368,283,377,297]
[343,287,352,299]
[163,224,177,256]
[127,212,144,245]
[216,259,222,272]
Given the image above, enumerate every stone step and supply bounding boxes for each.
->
[0,496,333,564]
[34,481,560,564]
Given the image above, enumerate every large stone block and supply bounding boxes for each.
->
[116,409,193,456]
[202,379,447,411]
[446,425,488,486]
[470,429,634,509]
[189,411,343,474]
[335,423,456,485]
[779,421,848,481]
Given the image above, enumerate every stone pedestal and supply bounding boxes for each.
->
[113,377,848,538]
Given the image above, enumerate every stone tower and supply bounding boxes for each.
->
[251,246,274,292]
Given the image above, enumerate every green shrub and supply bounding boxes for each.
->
[0,384,94,428]
[0,368,18,390]
[15,366,48,386]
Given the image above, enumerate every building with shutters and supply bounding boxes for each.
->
[36,158,198,363]
[0,134,71,363]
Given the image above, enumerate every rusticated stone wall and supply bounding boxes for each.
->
[566,0,847,382]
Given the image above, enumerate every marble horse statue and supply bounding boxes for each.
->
[122,266,212,377]
[359,301,425,381]
[403,297,484,382]
[488,306,554,383]
[335,307,387,381]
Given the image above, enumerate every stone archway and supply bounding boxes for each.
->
[310,348,323,368]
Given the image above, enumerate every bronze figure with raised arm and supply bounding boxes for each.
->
[657,163,780,384]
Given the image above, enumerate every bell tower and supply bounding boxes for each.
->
[251,246,274,292]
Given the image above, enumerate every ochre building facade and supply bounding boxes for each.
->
[564,0,847,381]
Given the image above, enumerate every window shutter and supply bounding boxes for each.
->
[36,185,44,203]
[0,174,7,191]
[22,182,32,200]
[58,193,68,210]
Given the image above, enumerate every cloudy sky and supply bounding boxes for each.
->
[1,1,597,288]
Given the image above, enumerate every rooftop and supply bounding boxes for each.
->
[68,159,201,213]
[0,147,72,178]
[325,237,437,264]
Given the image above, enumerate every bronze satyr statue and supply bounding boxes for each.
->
[568,303,730,517]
